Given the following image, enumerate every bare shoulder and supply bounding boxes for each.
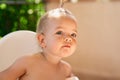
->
[16,52,42,66]
[3,54,36,71]
[1,52,40,72]
[60,60,73,77]
[0,54,37,80]
[15,54,33,65]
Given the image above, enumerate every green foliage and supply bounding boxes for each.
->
[0,0,45,37]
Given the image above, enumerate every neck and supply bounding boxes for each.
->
[41,52,62,65]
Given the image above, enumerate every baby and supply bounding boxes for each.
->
[0,8,79,80]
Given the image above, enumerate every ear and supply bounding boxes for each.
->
[37,33,46,48]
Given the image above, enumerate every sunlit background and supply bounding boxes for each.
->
[0,0,45,38]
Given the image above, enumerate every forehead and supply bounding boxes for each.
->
[46,16,77,32]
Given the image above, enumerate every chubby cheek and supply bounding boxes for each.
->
[52,38,62,49]
[72,43,77,53]
[45,37,61,49]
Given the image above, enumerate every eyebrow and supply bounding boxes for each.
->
[56,26,77,33]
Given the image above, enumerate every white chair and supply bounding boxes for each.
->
[0,30,41,71]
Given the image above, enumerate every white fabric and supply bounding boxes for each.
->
[0,30,41,71]
[66,76,79,80]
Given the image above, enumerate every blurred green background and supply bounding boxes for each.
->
[0,0,46,38]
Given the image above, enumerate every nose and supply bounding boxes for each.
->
[64,36,72,42]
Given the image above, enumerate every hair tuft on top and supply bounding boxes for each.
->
[59,0,69,8]
[36,0,76,34]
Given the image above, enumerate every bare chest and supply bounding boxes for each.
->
[20,62,66,80]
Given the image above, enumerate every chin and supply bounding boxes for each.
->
[62,52,74,58]
[60,48,75,57]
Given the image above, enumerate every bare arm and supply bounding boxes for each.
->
[0,57,27,80]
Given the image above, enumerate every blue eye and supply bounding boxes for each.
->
[56,31,63,35]
[71,33,77,38]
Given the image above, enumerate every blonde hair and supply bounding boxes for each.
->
[36,8,76,34]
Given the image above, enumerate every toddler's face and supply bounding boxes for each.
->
[43,16,77,58]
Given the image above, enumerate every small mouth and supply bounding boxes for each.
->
[63,45,71,48]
